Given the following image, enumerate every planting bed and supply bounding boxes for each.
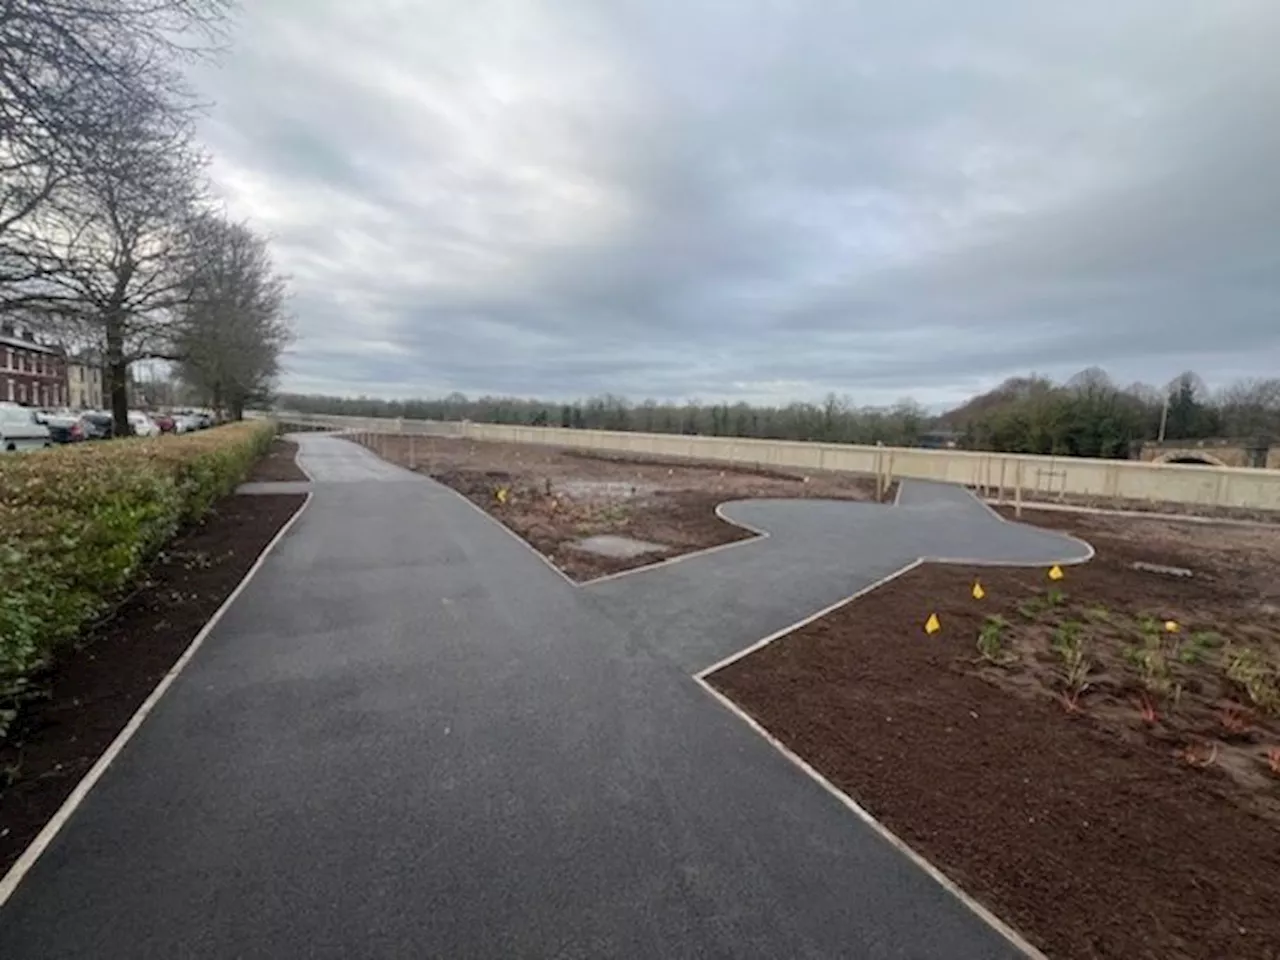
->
[711,508,1280,960]
[0,492,305,879]
[246,437,307,482]
[355,434,888,580]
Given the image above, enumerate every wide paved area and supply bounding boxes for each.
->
[0,435,1089,959]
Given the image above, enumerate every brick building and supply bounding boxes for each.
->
[0,322,67,408]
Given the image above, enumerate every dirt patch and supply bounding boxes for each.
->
[710,511,1280,960]
[0,493,306,878]
[246,437,307,482]
[358,435,889,581]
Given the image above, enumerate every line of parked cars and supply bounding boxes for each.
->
[0,403,218,452]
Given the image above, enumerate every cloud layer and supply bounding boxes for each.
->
[194,0,1280,407]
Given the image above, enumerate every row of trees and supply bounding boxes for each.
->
[281,368,1280,459]
[278,391,936,446]
[952,370,1280,458]
[2,0,290,431]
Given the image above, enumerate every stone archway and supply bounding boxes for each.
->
[1155,452,1227,467]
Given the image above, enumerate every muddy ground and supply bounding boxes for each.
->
[712,506,1280,960]
[356,434,888,580]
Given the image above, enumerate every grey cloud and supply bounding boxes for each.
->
[197,0,1280,408]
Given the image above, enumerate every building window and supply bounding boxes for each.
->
[17,382,25,403]
[5,379,11,402]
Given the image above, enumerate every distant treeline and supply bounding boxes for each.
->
[277,368,1280,460]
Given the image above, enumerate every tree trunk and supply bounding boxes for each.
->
[105,311,130,436]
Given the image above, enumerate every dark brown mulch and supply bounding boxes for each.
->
[246,438,307,482]
[710,534,1280,960]
[0,493,306,877]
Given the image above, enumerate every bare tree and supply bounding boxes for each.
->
[0,0,233,309]
[175,214,292,419]
[29,92,209,433]
[1216,377,1280,438]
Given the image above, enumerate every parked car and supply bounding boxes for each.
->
[0,403,52,452]
[127,411,161,437]
[195,411,215,429]
[152,413,176,434]
[41,412,91,444]
[173,412,200,433]
[82,412,115,440]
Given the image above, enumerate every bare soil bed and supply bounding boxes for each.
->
[711,508,1280,960]
[0,493,306,878]
[357,434,888,580]
[246,437,308,482]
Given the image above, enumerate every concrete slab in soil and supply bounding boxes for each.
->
[0,434,1089,960]
[569,533,670,558]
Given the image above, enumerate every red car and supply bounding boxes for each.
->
[152,413,176,434]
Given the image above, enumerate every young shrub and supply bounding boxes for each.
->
[1052,620,1091,710]
[976,614,1015,665]
[1225,648,1279,714]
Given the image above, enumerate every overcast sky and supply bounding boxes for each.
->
[194,1,1280,409]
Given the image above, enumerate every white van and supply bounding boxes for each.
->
[0,403,52,452]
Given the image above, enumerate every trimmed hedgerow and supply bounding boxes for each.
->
[0,420,275,734]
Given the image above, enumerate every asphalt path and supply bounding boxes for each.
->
[0,435,1089,959]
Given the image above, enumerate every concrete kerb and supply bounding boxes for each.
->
[686,487,1090,960]
[984,497,1280,529]
[0,491,314,909]
[692,674,1049,960]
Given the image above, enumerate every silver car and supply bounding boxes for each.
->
[0,403,52,452]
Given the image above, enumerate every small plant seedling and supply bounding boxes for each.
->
[1136,692,1158,725]
[1017,597,1045,620]
[1051,621,1091,706]
[1137,615,1162,640]
[1085,605,1112,623]
[1225,648,1279,714]
[1046,586,1067,607]
[1219,703,1252,736]
[1191,630,1224,648]
[1177,741,1218,769]
[976,615,1014,665]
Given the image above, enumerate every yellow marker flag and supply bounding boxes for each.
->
[495,487,509,505]
[1048,565,1065,581]
[924,612,941,635]
[971,581,985,600]
[1164,620,1180,633]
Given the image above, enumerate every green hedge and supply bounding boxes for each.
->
[0,420,277,734]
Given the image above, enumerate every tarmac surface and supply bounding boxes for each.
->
[0,434,1089,959]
